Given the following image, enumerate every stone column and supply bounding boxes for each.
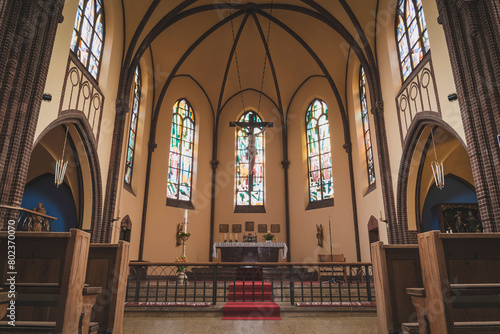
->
[435,0,500,232]
[371,101,401,244]
[0,0,65,227]
[101,98,129,242]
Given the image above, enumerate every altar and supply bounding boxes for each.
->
[212,242,288,262]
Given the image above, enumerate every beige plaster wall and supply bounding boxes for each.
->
[347,56,387,262]
[116,55,154,259]
[287,78,357,263]
[35,0,124,232]
[375,0,468,232]
[140,77,214,263]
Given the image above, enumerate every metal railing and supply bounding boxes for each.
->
[126,262,374,306]
[395,51,441,144]
[0,204,57,231]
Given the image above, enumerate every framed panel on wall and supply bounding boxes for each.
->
[437,203,482,233]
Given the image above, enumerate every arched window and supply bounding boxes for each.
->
[396,0,430,81]
[124,66,141,186]
[235,111,265,211]
[306,100,333,207]
[70,0,105,80]
[167,99,195,205]
[360,67,376,187]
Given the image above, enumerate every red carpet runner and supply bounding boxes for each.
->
[222,281,281,320]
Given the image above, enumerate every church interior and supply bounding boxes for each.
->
[0,0,499,333]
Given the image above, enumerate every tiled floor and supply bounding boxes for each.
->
[123,312,378,334]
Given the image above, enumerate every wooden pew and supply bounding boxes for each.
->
[0,229,99,333]
[371,241,422,334]
[86,241,130,334]
[0,291,11,320]
[412,231,500,334]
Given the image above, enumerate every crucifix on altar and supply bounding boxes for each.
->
[230,113,273,204]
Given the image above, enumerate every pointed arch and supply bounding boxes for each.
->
[359,67,376,187]
[234,110,265,212]
[124,66,142,186]
[35,111,104,242]
[70,0,105,80]
[166,99,196,209]
[395,0,430,81]
[305,99,334,210]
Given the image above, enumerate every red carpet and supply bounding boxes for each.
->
[227,281,274,302]
[222,301,281,320]
[223,281,281,320]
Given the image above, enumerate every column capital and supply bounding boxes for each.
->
[148,142,157,153]
[211,160,219,170]
[281,160,290,169]
[116,99,129,114]
[370,100,384,115]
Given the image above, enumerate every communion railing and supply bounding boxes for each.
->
[0,204,57,231]
[126,262,374,306]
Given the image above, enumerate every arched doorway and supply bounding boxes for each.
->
[30,113,103,240]
[396,114,477,242]
[120,215,132,242]
[24,125,83,231]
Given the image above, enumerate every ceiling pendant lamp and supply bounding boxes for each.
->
[55,126,69,188]
[430,129,444,190]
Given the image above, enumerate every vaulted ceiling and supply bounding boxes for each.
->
[120,0,381,122]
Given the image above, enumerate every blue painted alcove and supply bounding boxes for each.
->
[21,173,77,232]
[421,176,477,231]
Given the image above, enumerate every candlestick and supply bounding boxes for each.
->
[224,233,227,241]
[184,209,188,221]
[235,234,238,242]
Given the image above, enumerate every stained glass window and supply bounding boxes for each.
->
[124,66,141,186]
[235,111,265,207]
[306,100,334,203]
[167,99,195,202]
[359,67,376,186]
[396,0,430,81]
[70,0,104,80]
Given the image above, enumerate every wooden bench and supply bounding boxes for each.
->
[86,241,130,334]
[0,291,11,320]
[409,231,500,334]
[371,242,422,334]
[0,229,99,333]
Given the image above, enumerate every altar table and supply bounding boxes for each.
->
[212,242,288,262]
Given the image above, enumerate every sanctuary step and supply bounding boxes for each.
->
[227,281,274,302]
[222,302,281,320]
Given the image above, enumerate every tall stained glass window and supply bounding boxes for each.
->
[70,0,105,80]
[396,0,430,81]
[306,100,334,205]
[360,67,376,186]
[167,99,195,203]
[124,66,141,186]
[235,111,265,209]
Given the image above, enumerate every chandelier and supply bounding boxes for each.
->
[55,126,69,187]
[430,129,444,190]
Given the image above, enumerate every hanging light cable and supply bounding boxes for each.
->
[256,0,274,119]
[229,0,246,113]
[430,129,444,190]
[55,126,69,188]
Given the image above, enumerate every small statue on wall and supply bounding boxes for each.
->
[316,224,324,247]
[176,223,183,246]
